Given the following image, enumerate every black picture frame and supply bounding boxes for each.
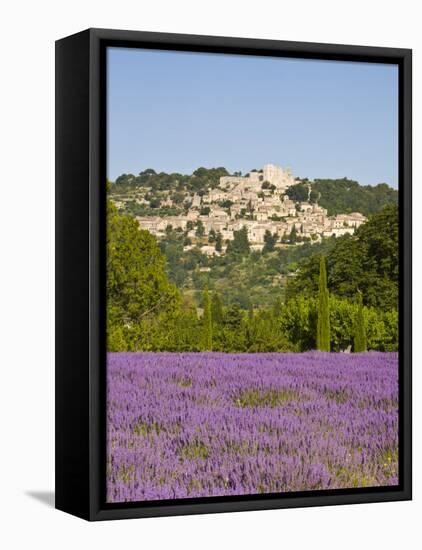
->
[55,28,412,521]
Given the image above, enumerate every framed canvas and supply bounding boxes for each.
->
[55,28,412,521]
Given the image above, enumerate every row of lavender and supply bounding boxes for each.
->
[106,352,398,502]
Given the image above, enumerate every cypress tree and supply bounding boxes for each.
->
[354,291,367,352]
[227,226,250,255]
[215,232,223,253]
[211,292,223,326]
[289,224,297,244]
[248,305,254,322]
[245,306,255,350]
[201,287,213,350]
[272,297,283,318]
[317,256,330,351]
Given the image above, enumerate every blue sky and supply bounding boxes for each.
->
[107,47,398,188]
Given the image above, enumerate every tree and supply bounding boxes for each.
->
[285,205,398,311]
[115,173,137,187]
[171,191,185,205]
[211,292,223,325]
[263,230,278,253]
[140,168,156,176]
[286,182,309,202]
[226,226,250,255]
[309,189,319,203]
[278,296,315,352]
[248,306,254,322]
[317,256,330,351]
[272,297,284,318]
[195,220,205,237]
[328,295,355,352]
[312,178,398,216]
[201,287,213,350]
[289,225,298,244]
[208,229,216,243]
[354,291,367,352]
[149,197,161,208]
[247,312,293,352]
[107,201,180,350]
[215,232,223,252]
[223,304,243,330]
[247,200,254,216]
[192,167,229,191]
[219,199,233,209]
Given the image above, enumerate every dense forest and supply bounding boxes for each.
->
[107,199,398,353]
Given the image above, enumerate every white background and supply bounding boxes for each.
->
[0,1,419,548]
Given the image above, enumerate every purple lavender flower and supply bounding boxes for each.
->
[106,352,398,502]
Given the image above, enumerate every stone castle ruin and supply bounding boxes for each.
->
[219,164,295,193]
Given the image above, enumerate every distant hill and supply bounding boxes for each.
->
[111,169,398,218]
[111,167,229,195]
[286,178,398,217]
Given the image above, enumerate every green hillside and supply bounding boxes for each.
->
[286,178,398,216]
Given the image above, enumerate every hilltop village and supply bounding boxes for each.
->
[112,164,367,255]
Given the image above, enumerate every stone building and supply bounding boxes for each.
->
[219,163,295,192]
[127,163,368,256]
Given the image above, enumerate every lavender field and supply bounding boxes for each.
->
[106,352,398,502]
